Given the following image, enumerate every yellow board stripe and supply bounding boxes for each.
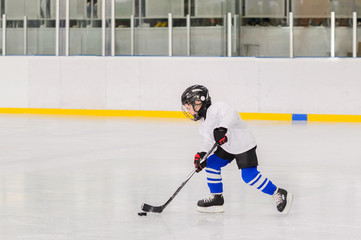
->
[240,113,292,121]
[0,108,184,118]
[0,108,361,123]
[308,114,361,123]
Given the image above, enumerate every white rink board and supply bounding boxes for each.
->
[0,58,28,108]
[0,57,361,115]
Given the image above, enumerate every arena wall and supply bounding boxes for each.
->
[1,56,360,121]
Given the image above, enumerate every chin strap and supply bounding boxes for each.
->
[197,102,211,120]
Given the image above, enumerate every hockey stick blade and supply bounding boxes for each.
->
[140,143,218,214]
[141,203,163,213]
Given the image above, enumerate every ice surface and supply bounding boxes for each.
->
[1,114,361,240]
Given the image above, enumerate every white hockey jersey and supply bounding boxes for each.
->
[199,101,257,155]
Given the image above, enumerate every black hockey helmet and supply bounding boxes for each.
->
[181,85,211,121]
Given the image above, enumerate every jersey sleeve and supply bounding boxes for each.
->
[198,121,214,152]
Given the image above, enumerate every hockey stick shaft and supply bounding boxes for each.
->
[142,142,218,213]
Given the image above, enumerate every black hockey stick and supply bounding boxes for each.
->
[141,143,218,213]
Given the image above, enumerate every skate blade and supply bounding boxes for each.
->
[197,205,224,213]
[282,192,293,215]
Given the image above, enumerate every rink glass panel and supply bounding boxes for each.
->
[244,0,285,18]
[190,27,224,56]
[335,20,353,57]
[6,28,24,55]
[0,0,361,57]
[69,0,103,55]
[333,0,361,57]
[145,0,184,18]
[239,25,290,57]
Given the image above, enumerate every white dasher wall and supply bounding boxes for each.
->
[0,56,360,115]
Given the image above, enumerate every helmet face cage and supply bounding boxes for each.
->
[181,85,210,121]
[181,105,198,121]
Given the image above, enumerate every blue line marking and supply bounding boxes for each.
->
[292,114,308,121]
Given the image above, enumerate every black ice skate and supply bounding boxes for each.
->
[273,188,293,214]
[197,194,224,213]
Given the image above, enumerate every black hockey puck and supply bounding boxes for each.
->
[138,212,147,216]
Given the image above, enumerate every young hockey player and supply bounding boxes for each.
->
[181,84,293,214]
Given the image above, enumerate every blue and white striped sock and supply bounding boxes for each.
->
[206,168,223,193]
[204,154,231,194]
[241,167,277,195]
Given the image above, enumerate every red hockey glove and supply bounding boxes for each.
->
[194,152,207,172]
[213,127,228,145]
